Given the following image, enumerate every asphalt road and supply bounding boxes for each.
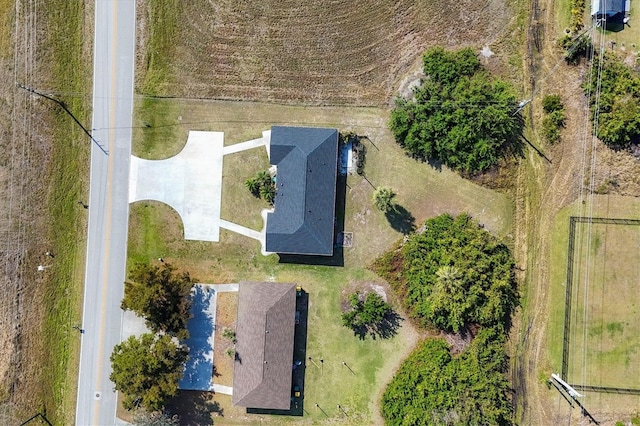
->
[75,1,136,425]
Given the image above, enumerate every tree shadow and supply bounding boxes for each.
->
[350,309,404,340]
[165,390,223,426]
[385,204,416,235]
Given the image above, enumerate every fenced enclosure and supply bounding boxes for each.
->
[561,216,640,394]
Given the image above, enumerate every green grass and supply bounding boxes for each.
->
[128,98,515,423]
[39,1,91,424]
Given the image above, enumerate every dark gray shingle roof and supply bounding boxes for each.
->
[266,126,339,255]
[232,282,296,410]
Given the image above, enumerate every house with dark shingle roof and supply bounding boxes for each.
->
[266,126,339,256]
[232,282,297,410]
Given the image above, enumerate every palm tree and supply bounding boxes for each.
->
[373,187,396,213]
[244,177,259,196]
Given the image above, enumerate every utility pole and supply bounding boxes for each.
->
[17,84,108,155]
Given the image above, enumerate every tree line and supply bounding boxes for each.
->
[373,213,519,425]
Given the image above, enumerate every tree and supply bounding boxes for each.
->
[381,331,512,426]
[584,53,640,149]
[341,291,394,338]
[373,187,396,212]
[389,47,523,174]
[373,213,519,333]
[122,263,194,339]
[110,333,188,412]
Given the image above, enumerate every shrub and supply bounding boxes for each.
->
[542,94,564,113]
[245,170,275,205]
[541,95,565,144]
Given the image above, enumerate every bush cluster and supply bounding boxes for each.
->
[245,170,275,204]
[541,94,566,144]
[373,213,519,424]
[584,53,640,149]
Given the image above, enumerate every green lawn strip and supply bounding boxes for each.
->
[40,1,91,423]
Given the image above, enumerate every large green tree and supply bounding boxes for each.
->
[374,213,518,333]
[122,263,194,339]
[342,291,393,338]
[381,329,512,426]
[110,333,188,412]
[389,47,523,173]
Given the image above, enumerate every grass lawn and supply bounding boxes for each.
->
[128,98,515,424]
[548,195,640,410]
[34,1,92,424]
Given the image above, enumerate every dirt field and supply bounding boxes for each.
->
[135,0,515,105]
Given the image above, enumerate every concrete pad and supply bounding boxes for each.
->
[212,384,233,395]
[208,283,239,292]
[120,310,150,341]
[129,131,223,241]
[179,285,217,391]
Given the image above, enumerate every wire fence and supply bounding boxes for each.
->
[561,216,640,393]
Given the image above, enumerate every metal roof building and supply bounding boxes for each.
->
[591,0,626,19]
[266,126,339,256]
[232,282,297,410]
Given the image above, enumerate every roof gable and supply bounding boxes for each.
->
[232,282,296,410]
[266,126,339,255]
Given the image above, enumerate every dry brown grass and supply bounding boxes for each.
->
[0,1,92,423]
[212,292,238,388]
[136,0,514,105]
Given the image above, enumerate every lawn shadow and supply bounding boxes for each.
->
[385,204,415,235]
[278,175,346,267]
[165,390,223,425]
[246,289,309,417]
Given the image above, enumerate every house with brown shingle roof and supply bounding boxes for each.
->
[232,282,297,410]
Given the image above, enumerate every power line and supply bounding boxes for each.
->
[16,83,108,155]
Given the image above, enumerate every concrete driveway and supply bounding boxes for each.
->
[129,131,223,241]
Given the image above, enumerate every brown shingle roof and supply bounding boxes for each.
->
[232,282,296,409]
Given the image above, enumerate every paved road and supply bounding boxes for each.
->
[76,1,135,425]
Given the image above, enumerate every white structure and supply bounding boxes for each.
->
[551,373,583,398]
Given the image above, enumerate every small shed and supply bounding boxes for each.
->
[591,0,626,19]
[232,282,297,410]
